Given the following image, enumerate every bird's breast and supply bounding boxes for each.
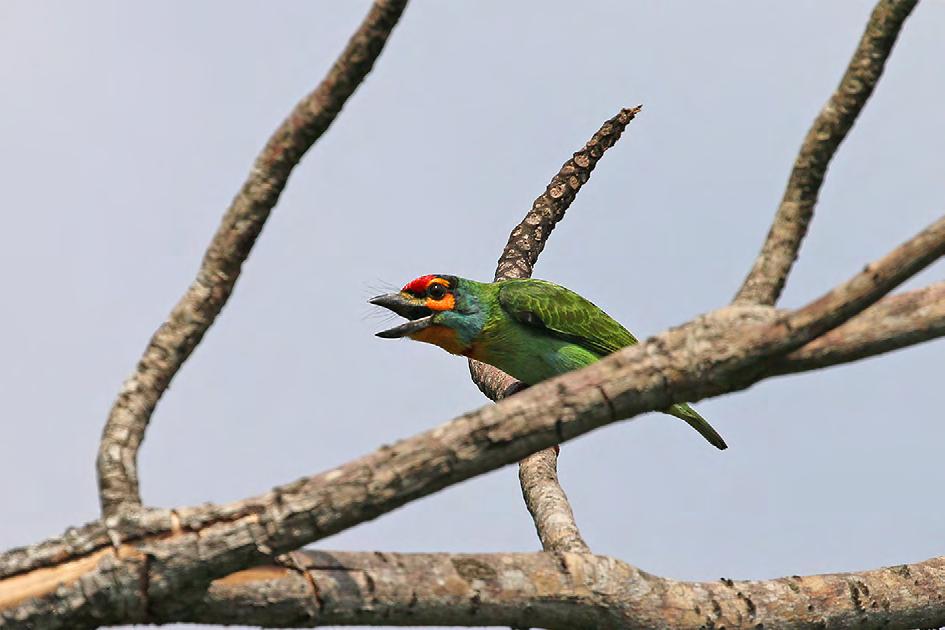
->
[409,325,469,356]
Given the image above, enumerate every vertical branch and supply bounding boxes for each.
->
[518,449,591,554]
[96,0,409,516]
[469,106,641,551]
[734,0,918,306]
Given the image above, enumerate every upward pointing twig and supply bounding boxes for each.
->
[469,106,641,552]
[95,0,409,517]
[734,0,918,306]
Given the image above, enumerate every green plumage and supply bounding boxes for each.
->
[483,279,726,450]
[372,276,727,450]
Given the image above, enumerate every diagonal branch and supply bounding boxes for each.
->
[761,213,945,354]
[95,0,409,517]
[734,0,918,306]
[490,106,641,283]
[773,280,945,372]
[469,106,641,552]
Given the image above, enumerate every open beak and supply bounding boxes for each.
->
[369,293,434,338]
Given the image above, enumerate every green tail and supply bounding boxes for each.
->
[666,403,727,450]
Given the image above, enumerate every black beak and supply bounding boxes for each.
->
[369,293,434,338]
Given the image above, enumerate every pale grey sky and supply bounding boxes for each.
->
[1,2,943,628]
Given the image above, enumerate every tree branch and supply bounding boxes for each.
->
[5,212,944,628]
[10,548,939,629]
[490,106,642,282]
[182,550,945,629]
[734,0,918,306]
[95,0,409,517]
[3,3,941,627]
[766,213,945,353]
[773,280,945,373]
[518,449,591,554]
[468,106,641,552]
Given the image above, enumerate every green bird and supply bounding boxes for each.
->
[370,274,726,450]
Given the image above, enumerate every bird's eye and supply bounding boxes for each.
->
[428,283,448,300]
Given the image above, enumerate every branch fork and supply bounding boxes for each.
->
[3,1,940,628]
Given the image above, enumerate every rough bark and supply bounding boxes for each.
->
[2,1,942,628]
[187,550,945,629]
[734,0,918,306]
[3,215,944,627]
[773,281,945,372]
[95,0,409,517]
[517,450,590,554]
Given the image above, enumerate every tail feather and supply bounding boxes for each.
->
[666,403,727,450]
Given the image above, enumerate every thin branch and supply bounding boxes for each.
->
[734,0,918,306]
[469,106,641,552]
[518,449,591,554]
[773,281,945,373]
[95,0,409,517]
[771,213,945,352]
[491,106,642,282]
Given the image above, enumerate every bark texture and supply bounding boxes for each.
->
[774,281,945,372]
[3,218,945,626]
[190,551,945,629]
[734,0,918,306]
[95,0,409,517]
[518,450,590,554]
[2,1,942,628]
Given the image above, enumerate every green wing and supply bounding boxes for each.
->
[496,279,638,356]
[497,279,728,450]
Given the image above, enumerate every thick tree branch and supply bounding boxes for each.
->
[185,550,945,629]
[8,547,945,629]
[469,106,641,552]
[734,0,918,306]
[95,0,409,517]
[4,212,944,628]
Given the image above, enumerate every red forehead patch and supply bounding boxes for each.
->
[402,275,437,294]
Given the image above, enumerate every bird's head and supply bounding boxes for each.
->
[370,274,485,355]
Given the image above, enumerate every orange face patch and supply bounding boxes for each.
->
[425,292,455,311]
[409,324,467,355]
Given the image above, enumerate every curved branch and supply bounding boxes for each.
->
[734,0,918,306]
[95,0,409,517]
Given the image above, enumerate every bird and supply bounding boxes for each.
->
[370,274,727,450]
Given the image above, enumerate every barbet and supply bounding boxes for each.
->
[371,274,726,450]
